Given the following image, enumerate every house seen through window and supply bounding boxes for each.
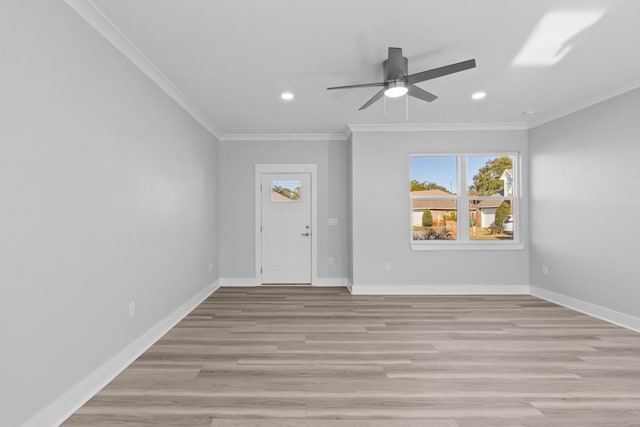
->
[410,154,517,244]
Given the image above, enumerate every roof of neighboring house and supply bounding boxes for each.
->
[412,199,457,210]
[411,190,509,211]
[472,193,510,209]
[411,189,454,197]
[411,189,457,211]
[473,199,504,209]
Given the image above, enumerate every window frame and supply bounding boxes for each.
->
[409,152,524,251]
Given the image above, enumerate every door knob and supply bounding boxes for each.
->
[301,233,310,236]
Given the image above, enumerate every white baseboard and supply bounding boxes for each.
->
[219,278,349,287]
[350,284,530,295]
[530,286,640,333]
[220,277,260,286]
[313,277,349,287]
[23,280,220,427]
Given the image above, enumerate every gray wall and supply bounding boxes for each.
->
[0,2,219,425]
[529,88,640,318]
[219,139,349,281]
[350,130,529,289]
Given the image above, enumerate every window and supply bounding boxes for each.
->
[410,154,520,249]
[271,180,301,202]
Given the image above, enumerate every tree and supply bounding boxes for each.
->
[422,209,433,227]
[410,179,426,191]
[495,201,511,232]
[469,156,513,196]
[272,185,300,200]
[410,180,452,193]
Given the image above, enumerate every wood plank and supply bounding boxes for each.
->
[62,286,640,426]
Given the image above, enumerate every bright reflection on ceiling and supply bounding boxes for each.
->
[514,10,605,66]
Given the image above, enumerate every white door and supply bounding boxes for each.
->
[261,173,311,284]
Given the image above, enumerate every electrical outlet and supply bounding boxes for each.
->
[385,262,392,272]
[542,265,549,275]
[328,257,334,265]
[129,302,135,319]
[209,261,214,271]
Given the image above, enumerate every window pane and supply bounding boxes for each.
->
[467,155,514,196]
[410,156,457,194]
[271,180,301,201]
[412,200,458,241]
[469,200,514,240]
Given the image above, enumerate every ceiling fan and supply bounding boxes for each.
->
[327,47,476,110]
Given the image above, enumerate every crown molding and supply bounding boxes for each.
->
[63,0,222,140]
[348,122,528,133]
[529,77,640,129]
[220,133,348,142]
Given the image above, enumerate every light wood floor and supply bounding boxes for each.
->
[64,286,640,426]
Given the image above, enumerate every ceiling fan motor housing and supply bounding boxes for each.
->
[383,56,408,80]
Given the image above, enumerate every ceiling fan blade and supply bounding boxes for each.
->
[408,85,438,102]
[407,59,476,85]
[386,47,405,79]
[359,89,385,110]
[327,82,384,90]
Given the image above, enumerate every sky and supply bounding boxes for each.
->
[410,155,496,192]
[272,180,300,191]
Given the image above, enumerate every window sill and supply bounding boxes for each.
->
[410,241,526,251]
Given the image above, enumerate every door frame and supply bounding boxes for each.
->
[255,164,318,285]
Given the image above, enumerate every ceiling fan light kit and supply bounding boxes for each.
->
[327,47,476,110]
[384,80,408,97]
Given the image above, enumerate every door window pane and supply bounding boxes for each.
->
[271,180,301,201]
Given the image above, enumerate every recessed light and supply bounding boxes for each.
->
[523,109,536,115]
[281,92,294,100]
[471,92,486,100]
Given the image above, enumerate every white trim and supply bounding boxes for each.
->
[348,122,528,133]
[530,286,640,333]
[23,280,220,427]
[220,277,261,286]
[63,0,222,139]
[350,284,530,295]
[255,164,318,286]
[313,277,349,287]
[529,77,640,129]
[411,242,526,251]
[221,133,347,142]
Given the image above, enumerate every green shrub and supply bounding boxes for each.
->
[495,201,511,232]
[444,211,457,222]
[421,209,433,226]
[413,228,453,240]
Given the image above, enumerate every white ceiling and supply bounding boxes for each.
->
[87,0,640,137]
